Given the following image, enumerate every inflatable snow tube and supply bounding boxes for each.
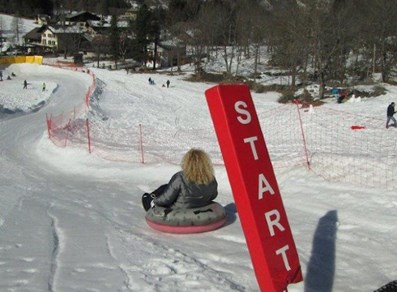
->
[145,202,226,234]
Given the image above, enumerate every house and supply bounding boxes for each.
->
[46,25,92,54]
[87,18,130,35]
[23,25,60,51]
[147,39,187,68]
[35,14,50,25]
[119,6,140,21]
[24,11,101,55]
[23,25,52,54]
[41,26,59,48]
[24,26,46,45]
[23,23,92,55]
[63,11,101,27]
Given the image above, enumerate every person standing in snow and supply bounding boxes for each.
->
[0,70,3,81]
[331,86,339,100]
[142,148,218,211]
[23,80,27,89]
[42,82,46,91]
[386,102,397,128]
[166,80,170,88]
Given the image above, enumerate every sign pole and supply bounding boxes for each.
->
[205,84,303,292]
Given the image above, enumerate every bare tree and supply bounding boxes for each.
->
[234,0,268,77]
[0,17,4,50]
[193,2,222,73]
[195,1,238,76]
[92,35,109,68]
[12,13,24,45]
[119,31,129,61]
[270,1,312,91]
[363,0,397,82]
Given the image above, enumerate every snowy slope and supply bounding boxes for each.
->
[0,62,396,291]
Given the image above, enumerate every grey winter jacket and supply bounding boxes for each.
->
[153,171,218,209]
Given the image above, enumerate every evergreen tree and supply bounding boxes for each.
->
[110,14,120,67]
[41,0,54,15]
[98,0,110,16]
[132,3,151,65]
[167,0,188,26]
[148,6,166,70]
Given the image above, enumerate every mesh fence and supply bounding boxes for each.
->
[44,68,397,190]
[300,106,397,189]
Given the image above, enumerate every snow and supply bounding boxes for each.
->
[0,14,40,49]
[0,13,396,292]
[0,65,56,112]
[1,61,396,292]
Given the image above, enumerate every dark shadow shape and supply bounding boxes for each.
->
[304,210,338,292]
[373,280,397,292]
[223,202,237,226]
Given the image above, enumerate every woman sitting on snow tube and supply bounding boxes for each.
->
[142,148,226,233]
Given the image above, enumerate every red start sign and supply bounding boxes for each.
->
[205,84,303,292]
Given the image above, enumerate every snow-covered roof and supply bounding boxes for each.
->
[47,25,88,34]
[87,20,129,29]
[159,38,185,49]
[65,11,101,21]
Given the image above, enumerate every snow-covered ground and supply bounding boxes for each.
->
[0,61,396,292]
[0,13,40,52]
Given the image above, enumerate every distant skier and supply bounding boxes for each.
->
[166,80,170,88]
[386,102,397,128]
[42,82,46,91]
[23,80,27,89]
[337,89,344,103]
[0,70,3,81]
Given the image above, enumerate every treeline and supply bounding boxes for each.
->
[0,0,130,16]
[111,0,397,93]
[3,0,397,93]
[155,0,397,95]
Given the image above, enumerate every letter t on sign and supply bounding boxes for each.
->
[205,84,302,292]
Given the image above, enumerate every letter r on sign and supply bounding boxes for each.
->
[265,209,285,236]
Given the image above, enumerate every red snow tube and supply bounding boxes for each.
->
[351,125,366,130]
[145,202,227,234]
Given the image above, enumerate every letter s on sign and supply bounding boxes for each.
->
[235,101,251,124]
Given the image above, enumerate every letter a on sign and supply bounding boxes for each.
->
[205,84,302,292]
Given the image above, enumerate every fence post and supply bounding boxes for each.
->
[46,113,52,138]
[294,100,310,169]
[86,118,91,153]
[139,124,145,164]
[65,119,72,147]
[85,88,90,107]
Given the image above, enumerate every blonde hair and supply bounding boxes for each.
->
[181,148,215,184]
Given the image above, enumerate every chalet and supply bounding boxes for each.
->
[148,39,187,68]
[45,25,92,53]
[23,25,51,54]
[41,26,59,48]
[23,24,92,55]
[63,11,101,27]
[119,6,140,21]
[87,18,130,35]
[35,14,50,25]
[24,26,44,45]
